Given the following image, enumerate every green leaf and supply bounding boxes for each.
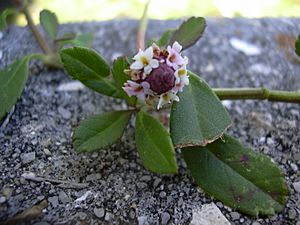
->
[59,33,94,48]
[0,56,31,120]
[295,35,300,57]
[170,71,231,147]
[170,17,206,50]
[39,9,59,39]
[0,8,17,30]
[60,47,118,97]
[135,110,177,174]
[73,110,133,152]
[112,57,136,106]
[157,29,174,47]
[182,135,288,216]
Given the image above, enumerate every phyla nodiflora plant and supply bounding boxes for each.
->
[59,17,293,217]
[123,42,189,109]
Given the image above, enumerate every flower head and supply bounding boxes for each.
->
[123,41,189,109]
[130,46,159,74]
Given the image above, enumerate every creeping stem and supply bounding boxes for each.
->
[213,88,300,103]
[22,5,52,54]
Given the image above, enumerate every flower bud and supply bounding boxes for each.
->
[145,63,175,94]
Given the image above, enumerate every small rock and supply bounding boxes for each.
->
[86,173,101,181]
[94,207,105,218]
[230,38,261,56]
[159,191,167,198]
[230,212,240,220]
[57,81,85,91]
[58,106,71,120]
[290,163,298,172]
[0,31,3,39]
[252,222,261,225]
[161,212,170,225]
[0,50,3,60]
[59,191,70,203]
[75,191,93,202]
[43,148,51,156]
[78,212,87,220]
[0,196,6,203]
[20,152,36,164]
[189,203,231,225]
[105,212,113,221]
[138,216,149,225]
[292,181,300,193]
[33,222,51,225]
[48,196,59,208]
[288,208,297,219]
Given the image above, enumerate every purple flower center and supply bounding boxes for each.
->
[145,63,175,95]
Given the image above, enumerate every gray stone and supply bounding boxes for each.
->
[230,212,240,220]
[94,207,105,218]
[48,196,59,208]
[161,212,170,225]
[189,203,231,225]
[105,212,113,221]
[43,148,51,155]
[0,196,6,203]
[59,191,70,203]
[33,222,51,225]
[20,152,36,164]
[58,106,71,119]
[0,50,2,60]
[78,212,88,220]
[288,208,297,219]
[138,216,149,225]
[293,181,300,193]
[252,222,261,225]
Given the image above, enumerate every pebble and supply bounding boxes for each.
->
[59,191,70,203]
[57,81,85,91]
[48,196,59,208]
[252,222,261,225]
[189,203,231,225]
[20,152,36,164]
[292,181,300,193]
[0,31,3,39]
[0,196,6,203]
[161,212,171,225]
[33,222,51,225]
[288,208,297,219]
[159,191,167,198]
[105,212,113,221]
[58,106,72,120]
[229,38,261,56]
[0,50,2,60]
[230,212,240,220]
[94,207,105,218]
[78,212,87,220]
[290,163,298,172]
[138,216,149,225]
[43,148,51,156]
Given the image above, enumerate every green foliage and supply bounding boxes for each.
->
[170,71,231,147]
[73,110,133,152]
[58,33,94,48]
[0,8,17,30]
[112,57,136,106]
[182,135,288,216]
[0,56,31,120]
[295,35,300,57]
[60,47,119,97]
[157,29,174,48]
[135,110,177,174]
[170,17,206,50]
[39,9,59,39]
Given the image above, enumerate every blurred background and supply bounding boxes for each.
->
[1,0,300,24]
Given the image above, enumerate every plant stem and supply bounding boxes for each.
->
[213,88,300,103]
[22,5,52,54]
[136,1,150,50]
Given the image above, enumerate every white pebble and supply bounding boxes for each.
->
[230,38,261,56]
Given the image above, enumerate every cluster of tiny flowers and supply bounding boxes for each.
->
[123,41,189,109]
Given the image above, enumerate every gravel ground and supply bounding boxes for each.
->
[0,18,300,224]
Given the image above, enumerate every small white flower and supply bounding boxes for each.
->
[130,46,159,74]
[166,41,185,70]
[157,92,180,109]
[122,81,154,100]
